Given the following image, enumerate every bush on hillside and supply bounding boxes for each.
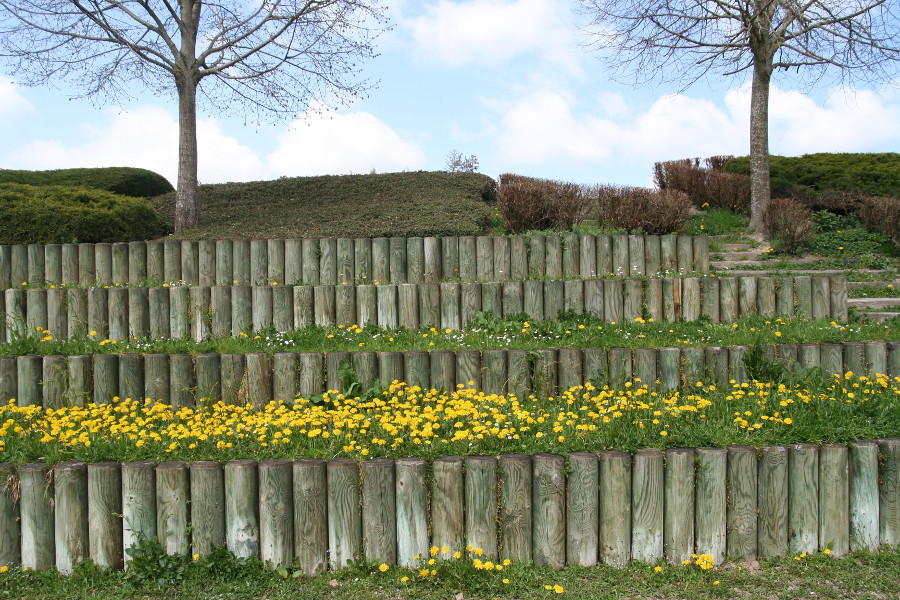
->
[0,183,165,244]
[151,171,496,240]
[497,174,594,233]
[763,197,815,254]
[858,196,900,248]
[0,167,174,198]
[725,153,900,200]
[596,186,692,234]
[653,158,750,212]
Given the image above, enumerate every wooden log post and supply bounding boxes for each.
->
[162,240,180,283]
[143,354,170,403]
[727,446,758,560]
[623,279,642,323]
[404,351,430,390]
[190,461,226,557]
[676,235,693,273]
[318,240,337,286]
[198,240,216,287]
[246,353,272,408]
[441,237,460,280]
[26,288,48,335]
[879,439,900,547]
[327,459,362,570]
[149,287,171,339]
[272,353,298,402]
[561,234,579,278]
[0,358,15,403]
[603,279,623,324]
[0,463,20,567]
[482,350,508,397]
[565,452,598,567]
[532,453,565,568]
[631,449,663,564]
[360,458,396,566]
[682,277,701,322]
[664,448,694,565]
[271,285,293,333]
[285,239,302,285]
[53,461,89,576]
[92,354,118,404]
[628,235,645,277]
[812,277,831,320]
[392,238,413,283]
[419,284,440,329]
[156,462,189,556]
[169,354,194,407]
[251,286,273,332]
[819,444,850,557]
[169,286,190,339]
[221,354,248,406]
[180,241,198,285]
[259,459,294,567]
[633,348,657,390]
[314,285,336,328]
[597,235,614,276]
[579,234,596,278]
[865,341,888,376]
[430,351,456,394]
[719,278,738,323]
[355,238,373,284]
[528,235,546,279]
[195,353,223,404]
[611,234,628,277]
[662,278,681,323]
[396,458,429,567]
[215,240,234,286]
[757,277,776,317]
[599,450,631,567]
[78,243,95,287]
[66,288,88,339]
[607,347,631,391]
[694,235,710,273]
[122,461,156,560]
[118,353,144,401]
[658,347,681,390]
[94,243,113,286]
[128,287,149,340]
[788,444,819,554]
[493,236,511,280]
[376,284,398,330]
[465,456,498,558]
[41,355,66,409]
[62,244,79,286]
[695,447,727,564]
[293,459,328,576]
[20,463,55,570]
[441,282,462,331]
[407,237,425,283]
[820,343,843,377]
[225,460,259,558]
[290,286,314,330]
[47,288,67,340]
[545,235,563,279]
[250,239,268,285]
[105,287,127,342]
[757,446,789,558]
[739,276,758,317]
[645,235,661,276]
[333,239,353,286]
[301,239,319,285]
[356,284,376,328]
[431,456,464,559]
[844,342,866,376]
[849,441,880,552]
[369,238,389,283]
[267,239,285,285]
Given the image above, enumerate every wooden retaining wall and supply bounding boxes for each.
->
[2,341,897,408]
[1,275,847,343]
[0,234,709,289]
[2,441,899,573]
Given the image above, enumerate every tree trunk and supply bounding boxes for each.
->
[174,77,199,231]
[174,0,202,232]
[748,56,771,236]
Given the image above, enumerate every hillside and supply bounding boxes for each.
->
[151,171,497,240]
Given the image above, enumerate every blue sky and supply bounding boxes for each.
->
[2,0,900,190]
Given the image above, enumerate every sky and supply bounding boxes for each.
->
[2,0,900,190]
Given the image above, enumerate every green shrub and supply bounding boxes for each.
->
[725,153,900,200]
[496,174,594,234]
[858,196,900,248]
[653,157,750,212]
[152,171,495,240]
[0,183,165,244]
[0,167,174,198]
[597,186,692,234]
[763,197,815,254]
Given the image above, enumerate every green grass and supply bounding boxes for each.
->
[3,547,900,600]
[848,283,900,298]
[6,313,899,357]
[150,171,496,240]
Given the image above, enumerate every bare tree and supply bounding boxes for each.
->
[0,0,387,230]
[576,0,900,233]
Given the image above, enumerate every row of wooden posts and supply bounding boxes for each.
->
[0,234,710,290]
[4,341,898,409]
[2,275,847,344]
[3,441,900,575]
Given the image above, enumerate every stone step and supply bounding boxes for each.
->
[849,298,900,310]
[712,269,890,277]
[858,311,900,323]
[720,243,756,252]
[710,251,766,261]
[847,280,900,290]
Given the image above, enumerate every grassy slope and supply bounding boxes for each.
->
[151,171,496,240]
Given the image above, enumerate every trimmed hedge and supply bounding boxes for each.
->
[596,186,692,234]
[496,174,593,234]
[725,153,900,200]
[0,167,174,198]
[152,171,496,240]
[0,183,165,244]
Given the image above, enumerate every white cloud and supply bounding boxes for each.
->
[0,77,33,119]
[403,0,579,71]
[492,82,900,184]
[266,104,427,176]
